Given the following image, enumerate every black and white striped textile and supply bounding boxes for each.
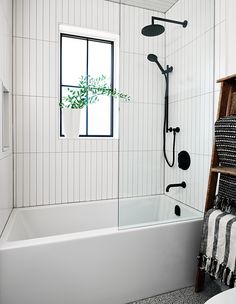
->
[198,209,236,287]
[215,115,236,167]
[214,174,236,215]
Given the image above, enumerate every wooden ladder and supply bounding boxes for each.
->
[195,73,236,292]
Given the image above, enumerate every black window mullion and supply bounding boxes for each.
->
[61,84,80,89]
[85,39,89,136]
[110,42,114,137]
[60,34,65,137]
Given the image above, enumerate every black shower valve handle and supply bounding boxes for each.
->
[168,127,180,133]
[174,127,180,133]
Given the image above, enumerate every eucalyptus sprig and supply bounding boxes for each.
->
[60,75,130,109]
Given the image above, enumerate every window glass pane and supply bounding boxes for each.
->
[88,40,112,82]
[62,36,87,86]
[87,40,112,135]
[88,96,111,135]
[61,86,86,135]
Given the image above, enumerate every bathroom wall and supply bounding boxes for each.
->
[225,0,236,76]
[119,6,165,198]
[165,0,215,211]
[0,0,13,234]
[13,0,165,207]
[215,0,236,101]
[164,0,230,212]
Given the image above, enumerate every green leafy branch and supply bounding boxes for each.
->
[60,75,130,109]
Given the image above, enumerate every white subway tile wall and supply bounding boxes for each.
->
[165,0,228,211]
[13,0,165,207]
[164,0,215,211]
[0,0,13,234]
[12,0,235,211]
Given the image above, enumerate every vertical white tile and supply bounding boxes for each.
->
[49,153,56,204]
[67,152,74,203]
[55,152,62,204]
[23,97,30,152]
[43,98,50,152]
[29,39,37,96]
[49,99,56,152]
[14,0,23,37]
[15,37,23,95]
[36,153,43,205]
[61,152,68,203]
[36,97,43,152]
[90,152,97,200]
[49,42,57,97]
[29,0,37,39]
[96,151,102,200]
[36,0,43,40]
[62,0,69,24]
[43,153,50,205]
[107,152,113,198]
[30,153,37,205]
[36,40,43,96]
[73,152,79,201]
[102,151,108,199]
[43,0,50,41]
[43,42,50,97]
[49,0,57,41]
[79,152,86,201]
[15,154,23,207]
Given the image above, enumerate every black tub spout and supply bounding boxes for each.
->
[166,181,186,192]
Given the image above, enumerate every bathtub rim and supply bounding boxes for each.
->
[0,195,203,250]
[0,218,203,251]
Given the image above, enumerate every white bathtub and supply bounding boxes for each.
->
[0,195,203,304]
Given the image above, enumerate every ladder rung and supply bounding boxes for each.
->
[211,166,236,176]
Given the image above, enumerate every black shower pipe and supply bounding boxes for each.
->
[151,16,188,28]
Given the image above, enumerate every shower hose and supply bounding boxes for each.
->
[163,121,178,167]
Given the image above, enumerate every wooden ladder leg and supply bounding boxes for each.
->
[195,268,205,292]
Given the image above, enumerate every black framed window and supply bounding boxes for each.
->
[60,33,114,137]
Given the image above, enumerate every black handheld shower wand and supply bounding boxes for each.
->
[147,54,173,133]
[147,54,179,167]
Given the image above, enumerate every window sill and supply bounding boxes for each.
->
[59,136,119,140]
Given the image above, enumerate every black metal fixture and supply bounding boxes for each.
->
[166,181,186,192]
[142,16,188,37]
[142,17,187,167]
[147,53,180,167]
[178,151,191,170]
[175,205,181,216]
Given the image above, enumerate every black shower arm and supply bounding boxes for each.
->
[151,16,187,28]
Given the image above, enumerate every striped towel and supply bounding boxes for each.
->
[215,115,236,167]
[214,174,236,215]
[198,209,236,287]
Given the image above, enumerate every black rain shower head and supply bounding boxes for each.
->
[141,16,188,37]
[142,24,165,37]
